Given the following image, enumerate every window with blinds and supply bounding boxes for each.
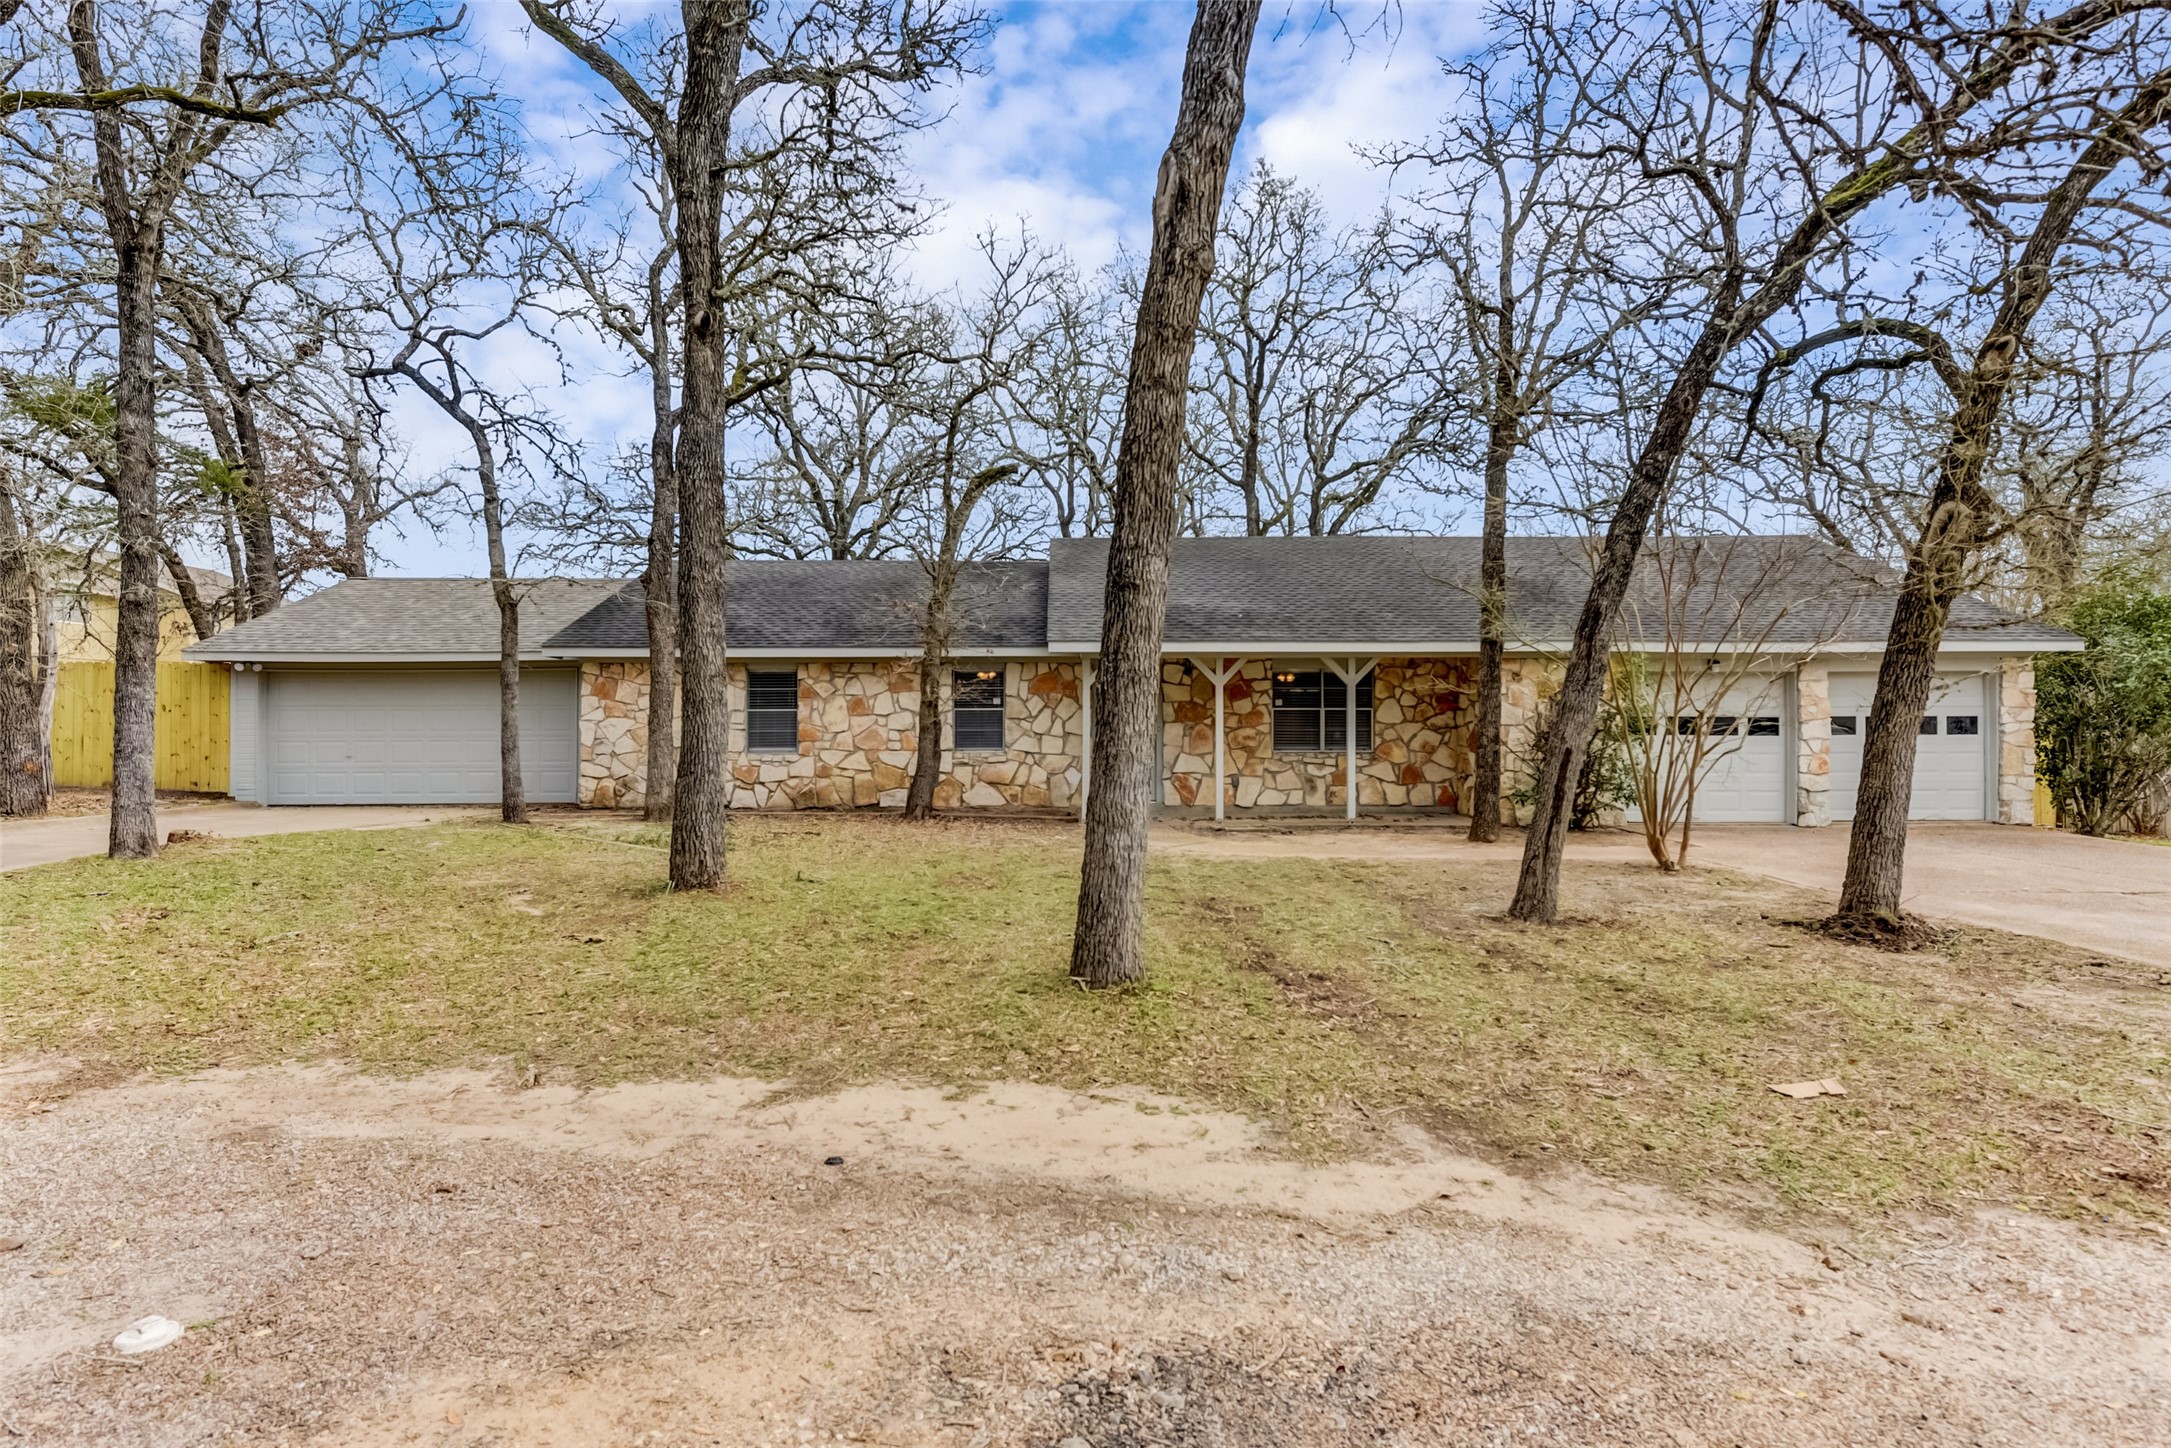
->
[745,669,799,752]
[952,668,1005,750]
[1270,670,1373,752]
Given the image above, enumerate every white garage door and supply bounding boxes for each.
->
[265,669,578,805]
[1828,672,1987,821]
[1627,675,1791,823]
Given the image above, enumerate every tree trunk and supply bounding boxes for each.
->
[643,294,679,823]
[905,652,944,820]
[1070,0,1259,989]
[183,301,281,616]
[1500,13,2132,922]
[667,0,755,891]
[1835,66,2170,923]
[219,497,250,618]
[0,481,49,816]
[35,588,56,792]
[475,427,526,826]
[1467,402,1515,843]
[106,234,163,858]
[904,575,953,821]
[155,539,218,641]
[1505,316,1735,921]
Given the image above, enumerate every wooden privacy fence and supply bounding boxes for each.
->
[52,661,230,793]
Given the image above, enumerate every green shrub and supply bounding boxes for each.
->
[2037,574,2171,836]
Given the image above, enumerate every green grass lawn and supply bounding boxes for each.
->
[4,814,2165,1225]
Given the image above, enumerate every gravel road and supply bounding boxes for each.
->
[4,1060,2166,1446]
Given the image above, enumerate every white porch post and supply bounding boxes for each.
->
[1214,665,1225,822]
[1326,656,1376,821]
[1190,656,1243,822]
[1078,656,1094,822]
[1345,657,1359,821]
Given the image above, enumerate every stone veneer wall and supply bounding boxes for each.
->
[1996,656,2038,825]
[591,650,2067,826]
[1159,657,1487,811]
[1794,663,1831,827]
[578,658,1083,811]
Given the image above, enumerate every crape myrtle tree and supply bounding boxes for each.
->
[1506,0,2171,923]
[1071,0,1261,990]
[1383,0,1683,843]
[521,0,987,891]
[3,0,454,857]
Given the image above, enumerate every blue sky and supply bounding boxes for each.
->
[365,1,1490,578]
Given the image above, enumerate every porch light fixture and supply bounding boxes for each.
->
[973,669,998,680]
[1273,670,1297,684]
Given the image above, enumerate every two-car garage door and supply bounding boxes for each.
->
[264,669,578,805]
[1631,669,1993,823]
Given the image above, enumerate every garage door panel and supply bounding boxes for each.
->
[1627,676,1790,824]
[1828,672,1986,821]
[266,670,576,805]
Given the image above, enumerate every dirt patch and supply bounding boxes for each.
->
[4,1063,2168,1447]
[35,788,226,819]
[1810,911,1957,952]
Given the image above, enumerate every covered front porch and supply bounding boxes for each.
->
[1076,652,1555,823]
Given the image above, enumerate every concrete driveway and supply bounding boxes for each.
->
[0,804,486,873]
[1156,817,2171,968]
[1690,822,2171,968]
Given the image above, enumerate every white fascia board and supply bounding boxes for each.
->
[541,647,1058,661]
[183,651,577,665]
[1804,638,2084,654]
[1047,641,1485,656]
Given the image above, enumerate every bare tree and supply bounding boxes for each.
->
[0,467,49,815]
[1997,284,2171,613]
[1385,1,1674,843]
[1608,535,1837,869]
[897,244,1050,819]
[1507,0,2165,922]
[16,0,452,857]
[1071,0,1260,990]
[343,48,573,829]
[738,296,929,562]
[1004,258,1128,539]
[522,0,987,889]
[1190,163,1445,538]
[62,0,266,857]
[1827,64,2171,928]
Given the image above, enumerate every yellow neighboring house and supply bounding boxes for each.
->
[52,553,233,661]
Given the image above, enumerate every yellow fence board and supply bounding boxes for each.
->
[51,660,229,793]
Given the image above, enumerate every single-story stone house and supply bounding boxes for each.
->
[184,535,2077,825]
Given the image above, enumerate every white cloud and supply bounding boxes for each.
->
[360,0,1491,576]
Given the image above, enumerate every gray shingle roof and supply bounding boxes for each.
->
[1044,535,2078,651]
[186,563,1049,660]
[185,536,2076,662]
[183,578,631,660]
[543,560,1048,653]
